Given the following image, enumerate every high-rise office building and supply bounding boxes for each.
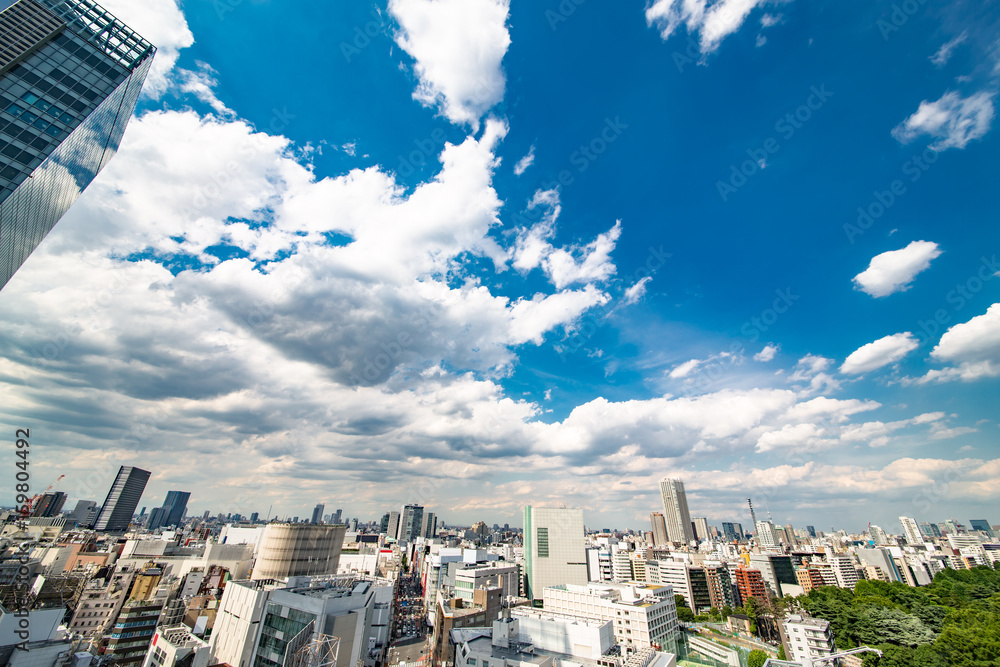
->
[147,505,168,531]
[398,504,424,544]
[70,499,96,525]
[332,508,343,524]
[899,516,923,544]
[0,0,155,289]
[969,519,991,533]
[385,510,400,539]
[659,477,695,543]
[162,490,189,527]
[523,505,588,601]
[806,525,817,538]
[918,522,941,538]
[421,511,437,539]
[755,520,778,548]
[650,512,668,545]
[311,502,325,524]
[31,490,66,517]
[722,522,743,541]
[692,517,710,542]
[93,465,150,532]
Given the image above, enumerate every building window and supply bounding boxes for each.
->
[537,528,549,557]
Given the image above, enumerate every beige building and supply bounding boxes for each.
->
[523,507,588,601]
[250,523,346,580]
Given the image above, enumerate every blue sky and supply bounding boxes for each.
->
[1,0,998,534]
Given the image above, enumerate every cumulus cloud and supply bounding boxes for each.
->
[646,0,777,55]
[389,0,511,129]
[754,344,778,362]
[841,333,919,375]
[789,355,840,393]
[852,241,942,298]
[892,90,996,151]
[512,189,622,289]
[919,304,1000,383]
[100,0,194,97]
[839,412,946,447]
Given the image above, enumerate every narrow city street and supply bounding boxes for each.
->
[388,573,428,667]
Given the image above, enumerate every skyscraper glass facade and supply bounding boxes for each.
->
[0,0,154,289]
[93,464,150,531]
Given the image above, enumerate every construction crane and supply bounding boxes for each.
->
[748,498,758,535]
[21,474,65,516]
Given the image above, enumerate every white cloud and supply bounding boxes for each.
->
[754,344,778,362]
[670,359,703,379]
[756,423,828,453]
[99,0,194,98]
[929,423,977,440]
[543,222,622,290]
[623,277,652,305]
[841,333,919,375]
[789,355,840,393]
[389,0,511,129]
[852,240,942,298]
[760,13,782,28]
[839,412,946,447]
[892,91,996,151]
[919,304,1000,383]
[177,64,234,117]
[513,145,536,176]
[511,190,622,290]
[930,32,967,67]
[646,0,775,55]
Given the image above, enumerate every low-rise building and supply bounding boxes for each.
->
[142,625,211,667]
[541,583,679,653]
[781,614,836,665]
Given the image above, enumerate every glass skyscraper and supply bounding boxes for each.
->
[0,0,154,289]
[163,489,190,526]
[93,464,150,531]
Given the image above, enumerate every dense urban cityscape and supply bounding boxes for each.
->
[1,0,999,666]
[2,467,999,667]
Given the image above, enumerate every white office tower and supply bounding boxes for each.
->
[587,548,613,582]
[755,520,778,549]
[523,506,588,601]
[870,524,890,546]
[612,548,633,582]
[542,582,680,652]
[659,478,695,544]
[386,511,400,539]
[782,614,837,665]
[692,517,710,543]
[829,555,861,589]
[899,516,923,545]
[142,626,211,667]
[650,513,669,546]
[210,577,393,667]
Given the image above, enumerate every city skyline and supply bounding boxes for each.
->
[0,0,998,530]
